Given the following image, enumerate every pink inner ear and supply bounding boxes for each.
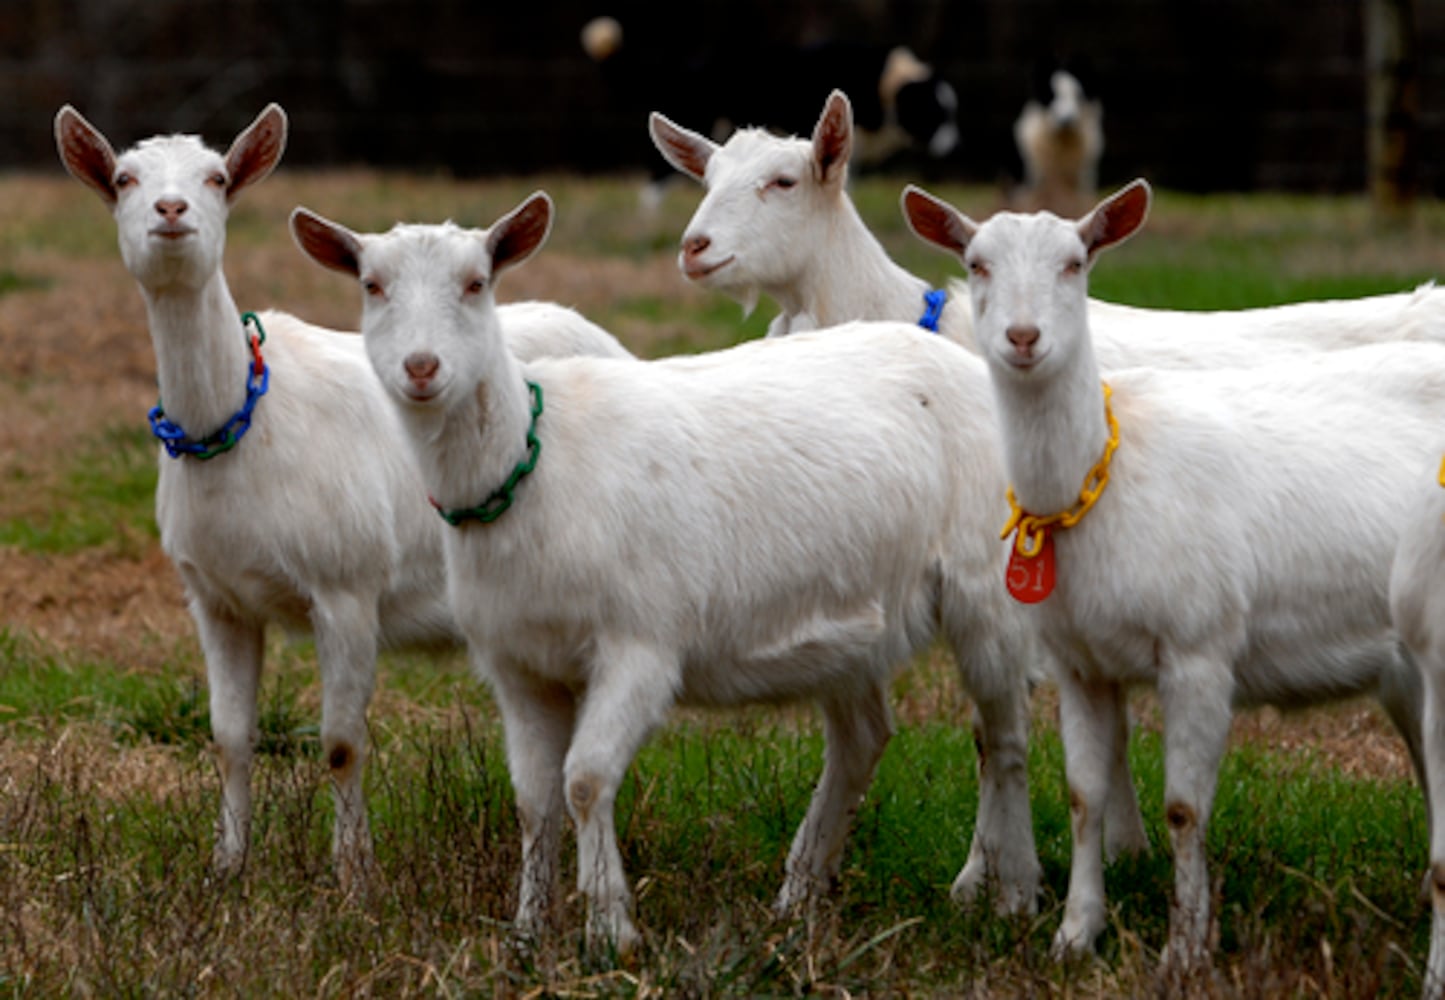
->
[905,190,969,256]
[813,102,852,182]
[1083,183,1149,255]
[655,118,712,179]
[226,111,286,197]
[60,115,118,201]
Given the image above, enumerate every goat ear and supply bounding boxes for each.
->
[55,105,119,205]
[649,112,715,182]
[812,89,853,187]
[487,191,552,276]
[290,207,363,278]
[225,103,288,202]
[900,185,977,258]
[1078,179,1150,259]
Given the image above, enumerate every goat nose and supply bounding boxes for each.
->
[1007,324,1041,352]
[404,352,440,381]
[682,234,710,259]
[155,199,187,222]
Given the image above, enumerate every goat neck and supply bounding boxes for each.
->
[800,199,934,331]
[140,255,254,445]
[410,349,536,519]
[990,338,1110,519]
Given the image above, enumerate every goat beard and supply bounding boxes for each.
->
[733,287,760,320]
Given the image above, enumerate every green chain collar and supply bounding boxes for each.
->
[430,380,543,526]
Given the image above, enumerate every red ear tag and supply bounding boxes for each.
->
[1006,529,1056,604]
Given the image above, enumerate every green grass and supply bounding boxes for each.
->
[0,423,157,555]
[0,641,1429,995]
[0,628,163,725]
[0,268,48,297]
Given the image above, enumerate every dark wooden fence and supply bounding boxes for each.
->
[5,0,1445,194]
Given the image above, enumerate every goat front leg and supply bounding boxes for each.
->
[1156,646,1233,984]
[564,639,678,958]
[486,660,575,943]
[1052,669,1124,960]
[310,588,381,893]
[775,678,894,917]
[195,603,264,878]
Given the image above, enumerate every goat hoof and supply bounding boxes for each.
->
[584,911,641,966]
[950,859,1039,918]
[1050,907,1104,963]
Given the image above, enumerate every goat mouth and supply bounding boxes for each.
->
[683,255,735,281]
[1005,349,1047,371]
[149,226,195,240]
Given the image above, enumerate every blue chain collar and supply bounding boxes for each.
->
[149,311,270,460]
[919,288,948,332]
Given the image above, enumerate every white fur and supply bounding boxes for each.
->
[652,89,1445,361]
[917,178,1440,979]
[1390,462,1445,996]
[291,195,1047,955]
[53,104,630,890]
[1014,70,1104,213]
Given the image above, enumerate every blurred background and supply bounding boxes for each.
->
[3,0,1442,203]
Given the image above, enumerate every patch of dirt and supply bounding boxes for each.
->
[0,544,194,672]
[1135,690,1414,784]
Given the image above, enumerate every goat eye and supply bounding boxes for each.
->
[114,172,135,190]
[361,278,385,298]
[464,278,486,295]
[1063,258,1084,276]
[772,175,797,190]
[967,260,990,279]
[206,172,227,189]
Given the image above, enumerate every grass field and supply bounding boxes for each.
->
[2,167,1444,996]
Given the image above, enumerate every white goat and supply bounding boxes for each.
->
[1014,70,1104,214]
[651,88,1445,361]
[1390,463,1445,997]
[289,192,1045,954]
[902,177,1440,980]
[54,104,630,890]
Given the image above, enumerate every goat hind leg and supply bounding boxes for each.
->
[488,662,575,942]
[1052,670,1123,960]
[1102,684,1149,860]
[775,679,894,917]
[1420,657,1445,997]
[949,668,1040,916]
[311,588,381,893]
[1156,648,1233,981]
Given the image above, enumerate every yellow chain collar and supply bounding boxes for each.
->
[1001,382,1119,558]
